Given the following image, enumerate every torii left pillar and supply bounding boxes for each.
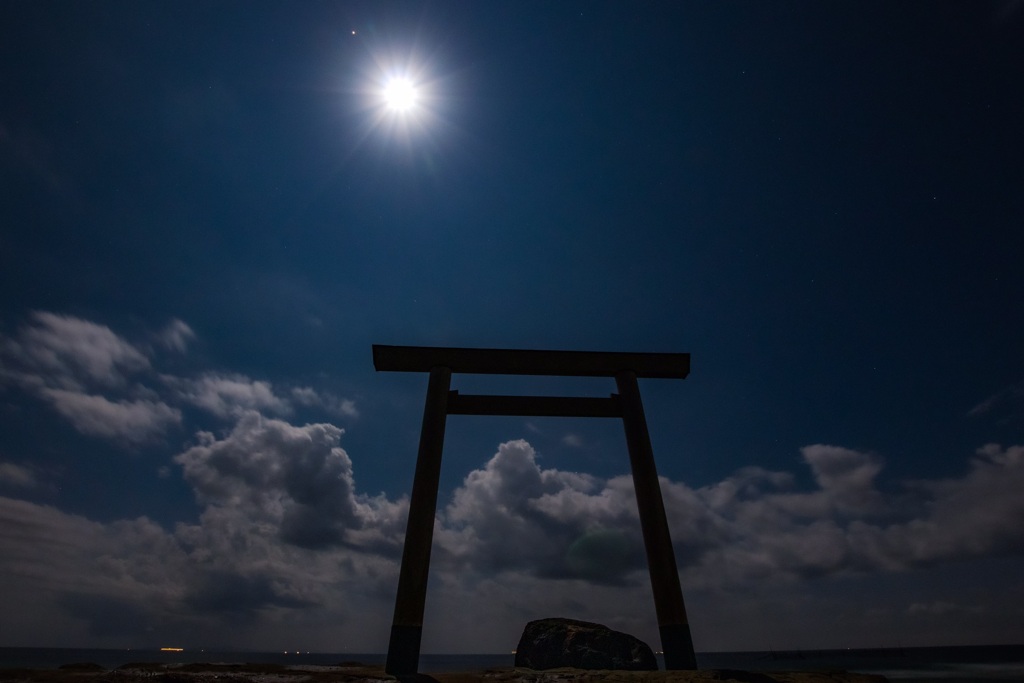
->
[386,365,451,675]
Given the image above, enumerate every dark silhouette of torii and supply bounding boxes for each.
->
[372,345,697,675]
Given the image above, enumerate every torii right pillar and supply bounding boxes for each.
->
[616,370,696,670]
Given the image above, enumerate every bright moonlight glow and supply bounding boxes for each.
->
[383,77,417,111]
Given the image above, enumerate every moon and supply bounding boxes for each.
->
[383,77,418,112]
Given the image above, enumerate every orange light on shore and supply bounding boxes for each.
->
[160,647,184,652]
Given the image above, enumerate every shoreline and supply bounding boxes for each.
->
[0,662,888,683]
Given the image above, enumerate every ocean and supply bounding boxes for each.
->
[1,645,1023,682]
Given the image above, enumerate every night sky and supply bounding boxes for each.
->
[2,1,1024,654]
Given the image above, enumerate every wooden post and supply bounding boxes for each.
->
[616,370,697,670]
[385,366,451,675]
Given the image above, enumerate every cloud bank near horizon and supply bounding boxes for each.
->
[1,312,1023,651]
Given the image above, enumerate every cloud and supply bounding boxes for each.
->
[1,312,357,444]
[434,440,1024,589]
[1,312,149,390]
[182,570,314,615]
[2,433,1024,650]
[561,433,583,448]
[157,319,196,353]
[165,373,360,422]
[171,374,292,419]
[800,444,885,515]
[0,313,180,442]
[0,410,407,647]
[1,312,1023,648]
[863,444,1024,565]
[968,381,1024,423]
[291,387,359,418]
[0,496,228,643]
[673,443,1024,582]
[174,411,405,552]
[437,440,638,583]
[0,489,400,648]
[0,462,36,489]
[0,498,171,604]
[169,377,359,421]
[41,389,181,443]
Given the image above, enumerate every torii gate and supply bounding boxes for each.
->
[373,345,697,675]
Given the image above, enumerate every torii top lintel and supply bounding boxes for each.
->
[372,344,690,379]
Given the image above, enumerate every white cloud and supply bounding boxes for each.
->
[0,462,36,489]
[967,382,1024,421]
[0,405,407,646]
[561,433,583,448]
[41,389,181,443]
[438,440,637,582]
[0,497,127,593]
[337,398,358,417]
[801,444,885,515]
[169,376,358,421]
[434,440,1024,589]
[1,311,149,390]
[2,311,1023,649]
[2,433,1024,650]
[1,312,360,445]
[0,312,179,443]
[291,387,359,418]
[0,408,407,648]
[859,443,1024,566]
[157,319,196,353]
[290,387,320,406]
[175,411,405,551]
[173,374,291,419]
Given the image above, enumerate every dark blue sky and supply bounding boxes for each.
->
[2,1,1023,654]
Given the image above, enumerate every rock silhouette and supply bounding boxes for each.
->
[515,617,658,671]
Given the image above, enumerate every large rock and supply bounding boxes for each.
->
[514,617,658,671]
